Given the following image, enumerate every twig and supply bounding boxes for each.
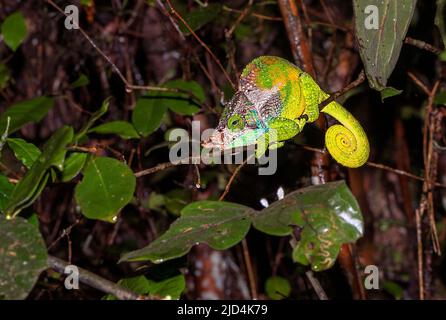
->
[45,0,204,105]
[225,0,254,39]
[405,37,442,55]
[218,155,253,201]
[164,0,235,88]
[408,71,431,96]
[134,157,199,178]
[223,6,283,21]
[48,255,147,300]
[218,155,255,298]
[241,239,258,300]
[300,144,446,188]
[305,270,328,300]
[415,208,425,300]
[319,70,366,111]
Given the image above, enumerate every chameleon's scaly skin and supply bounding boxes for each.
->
[204,56,370,168]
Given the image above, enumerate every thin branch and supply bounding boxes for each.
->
[415,208,425,300]
[48,255,148,300]
[318,70,366,111]
[164,0,235,88]
[219,154,253,201]
[45,0,205,106]
[223,6,283,21]
[300,145,446,188]
[225,0,254,39]
[305,270,328,300]
[241,239,258,299]
[408,71,431,96]
[405,37,442,55]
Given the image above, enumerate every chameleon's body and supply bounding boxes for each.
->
[203,56,369,168]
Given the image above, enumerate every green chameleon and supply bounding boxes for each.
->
[202,56,370,168]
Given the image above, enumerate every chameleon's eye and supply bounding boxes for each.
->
[227,114,244,131]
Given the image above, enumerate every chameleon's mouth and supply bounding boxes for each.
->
[202,130,227,150]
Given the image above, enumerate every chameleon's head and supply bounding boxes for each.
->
[202,91,268,151]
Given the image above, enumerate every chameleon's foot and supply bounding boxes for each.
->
[269,141,285,150]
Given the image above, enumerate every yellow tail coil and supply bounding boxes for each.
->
[321,101,369,168]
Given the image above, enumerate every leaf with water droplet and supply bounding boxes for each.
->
[0,215,48,299]
[353,0,416,90]
[119,201,253,262]
[75,156,136,222]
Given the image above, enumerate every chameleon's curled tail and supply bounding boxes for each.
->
[321,101,369,168]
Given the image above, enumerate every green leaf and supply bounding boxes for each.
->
[89,121,139,139]
[131,95,167,137]
[75,157,136,222]
[353,0,416,90]
[70,73,90,89]
[178,4,222,35]
[0,174,14,212]
[380,87,403,102]
[265,276,291,300]
[1,11,28,51]
[61,152,88,182]
[104,274,185,300]
[7,138,41,169]
[253,181,363,271]
[120,181,363,272]
[146,274,185,299]
[73,98,109,142]
[0,215,48,299]
[120,201,253,262]
[4,126,74,218]
[0,97,54,135]
[163,80,205,115]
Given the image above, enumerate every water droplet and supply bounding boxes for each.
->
[112,216,118,222]
[260,198,269,208]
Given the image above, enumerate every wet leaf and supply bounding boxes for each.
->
[120,181,363,272]
[353,0,417,90]
[253,181,363,271]
[4,126,73,218]
[0,215,48,300]
[131,95,167,137]
[1,11,28,51]
[0,97,54,135]
[265,276,291,300]
[104,274,185,300]
[75,157,136,222]
[120,201,253,262]
[89,121,140,139]
[61,152,88,182]
[7,138,41,169]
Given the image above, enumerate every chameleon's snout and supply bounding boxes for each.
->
[202,129,225,149]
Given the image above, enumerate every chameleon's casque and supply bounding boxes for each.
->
[202,56,370,168]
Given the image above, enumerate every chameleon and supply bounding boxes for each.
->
[202,56,369,168]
